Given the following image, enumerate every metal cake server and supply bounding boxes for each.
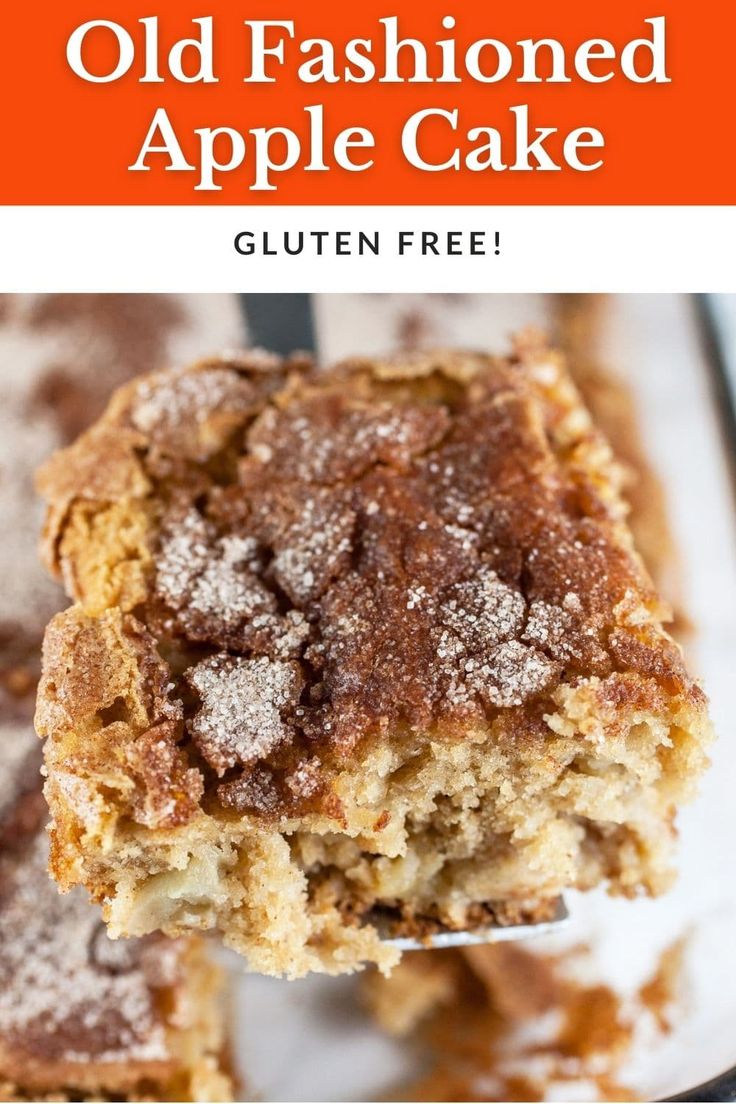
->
[378,897,569,950]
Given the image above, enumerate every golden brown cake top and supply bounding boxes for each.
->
[0,688,187,1084]
[36,343,699,825]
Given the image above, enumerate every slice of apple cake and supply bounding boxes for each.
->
[35,343,711,978]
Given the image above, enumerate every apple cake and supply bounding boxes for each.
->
[0,684,231,1102]
[35,343,712,978]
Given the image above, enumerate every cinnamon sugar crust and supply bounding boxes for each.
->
[35,343,712,977]
[0,686,231,1102]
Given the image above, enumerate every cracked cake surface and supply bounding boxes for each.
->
[35,341,712,978]
[0,685,231,1102]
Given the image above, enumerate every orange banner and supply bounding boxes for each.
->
[1,0,732,204]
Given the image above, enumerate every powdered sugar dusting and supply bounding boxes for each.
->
[131,365,255,438]
[133,350,666,767]
[0,294,245,653]
[469,640,557,708]
[440,567,526,652]
[0,400,65,638]
[191,535,272,622]
[154,509,211,606]
[187,654,304,775]
[285,757,323,801]
[217,754,324,816]
[522,593,609,668]
[218,766,284,816]
[523,597,577,655]
[413,568,558,711]
[156,509,275,632]
[0,834,175,1065]
[247,397,450,485]
[156,512,266,617]
[0,720,38,821]
[155,509,312,656]
[271,492,355,604]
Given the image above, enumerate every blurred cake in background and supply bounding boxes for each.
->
[0,681,232,1102]
[0,295,242,1102]
[0,293,244,677]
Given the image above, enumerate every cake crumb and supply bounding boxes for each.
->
[366,939,687,1102]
